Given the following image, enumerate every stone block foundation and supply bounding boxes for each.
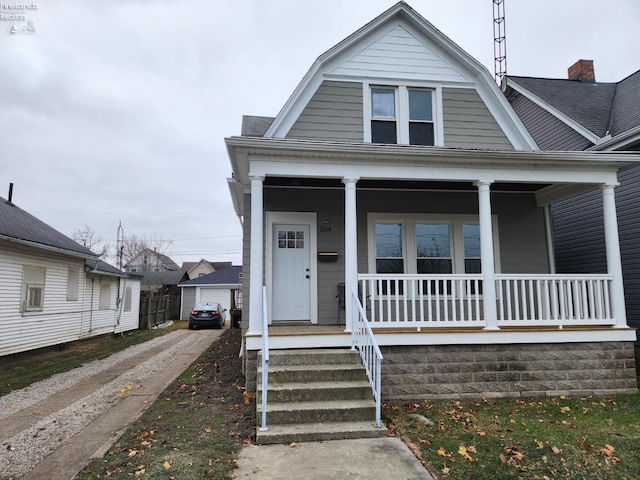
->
[381,342,638,400]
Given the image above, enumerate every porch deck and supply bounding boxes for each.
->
[244,322,636,351]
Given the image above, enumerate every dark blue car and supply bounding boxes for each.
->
[188,302,226,329]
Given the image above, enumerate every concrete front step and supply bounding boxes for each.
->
[258,399,376,425]
[260,348,361,366]
[256,420,387,444]
[258,380,372,403]
[260,363,368,383]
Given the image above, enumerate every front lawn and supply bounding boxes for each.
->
[388,393,640,480]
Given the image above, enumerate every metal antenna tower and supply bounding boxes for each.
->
[116,221,125,271]
[493,0,507,83]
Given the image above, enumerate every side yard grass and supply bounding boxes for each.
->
[387,392,640,480]
[0,322,185,396]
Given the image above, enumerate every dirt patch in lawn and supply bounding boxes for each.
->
[78,327,256,479]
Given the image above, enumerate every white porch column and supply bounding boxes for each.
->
[602,183,628,328]
[475,180,498,330]
[343,177,359,333]
[249,175,265,335]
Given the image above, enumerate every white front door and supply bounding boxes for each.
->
[272,224,311,321]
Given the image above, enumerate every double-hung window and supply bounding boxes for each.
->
[369,85,436,146]
[371,87,397,144]
[369,214,499,275]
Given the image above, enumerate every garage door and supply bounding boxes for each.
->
[199,288,231,311]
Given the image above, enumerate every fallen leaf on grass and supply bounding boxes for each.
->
[129,450,138,457]
[442,465,450,474]
[56,412,64,417]
[163,461,172,470]
[551,446,562,454]
[560,406,571,413]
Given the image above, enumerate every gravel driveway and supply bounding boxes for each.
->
[0,328,223,479]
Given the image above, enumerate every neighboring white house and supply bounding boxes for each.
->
[226,1,638,403]
[178,266,242,320]
[0,194,141,356]
[182,259,233,280]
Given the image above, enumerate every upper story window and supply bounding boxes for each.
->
[368,85,436,146]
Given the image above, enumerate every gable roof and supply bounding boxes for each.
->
[0,196,96,259]
[179,265,242,286]
[125,248,180,271]
[259,1,535,150]
[140,270,189,287]
[506,68,640,149]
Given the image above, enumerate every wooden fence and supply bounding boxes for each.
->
[139,294,181,329]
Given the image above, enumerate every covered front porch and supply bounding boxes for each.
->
[225,139,638,353]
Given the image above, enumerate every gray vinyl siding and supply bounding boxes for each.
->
[286,81,363,142]
[553,164,640,329]
[442,88,515,150]
[181,288,196,320]
[508,90,594,151]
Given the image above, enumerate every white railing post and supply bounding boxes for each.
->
[259,286,269,432]
[350,287,383,428]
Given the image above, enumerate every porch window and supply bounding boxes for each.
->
[124,286,132,312]
[368,214,500,274]
[416,223,452,273]
[375,223,404,273]
[463,224,481,273]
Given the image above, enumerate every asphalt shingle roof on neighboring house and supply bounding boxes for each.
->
[0,196,96,258]
[85,258,126,276]
[508,76,618,138]
[179,266,242,286]
[141,270,189,287]
[609,70,640,136]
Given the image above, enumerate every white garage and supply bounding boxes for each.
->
[178,266,242,321]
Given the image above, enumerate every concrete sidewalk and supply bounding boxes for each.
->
[235,437,434,479]
[20,328,224,480]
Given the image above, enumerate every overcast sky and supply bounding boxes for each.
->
[1,0,639,267]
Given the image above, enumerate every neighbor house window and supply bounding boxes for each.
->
[368,85,436,146]
[67,267,79,301]
[368,214,499,275]
[23,265,46,312]
[99,277,111,309]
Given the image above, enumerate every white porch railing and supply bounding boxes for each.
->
[359,274,484,329]
[259,285,269,432]
[358,274,615,329]
[496,274,614,327]
[350,287,383,428]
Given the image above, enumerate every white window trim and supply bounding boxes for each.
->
[367,213,501,274]
[22,265,46,312]
[363,81,444,146]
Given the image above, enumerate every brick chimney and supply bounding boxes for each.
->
[568,59,595,82]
